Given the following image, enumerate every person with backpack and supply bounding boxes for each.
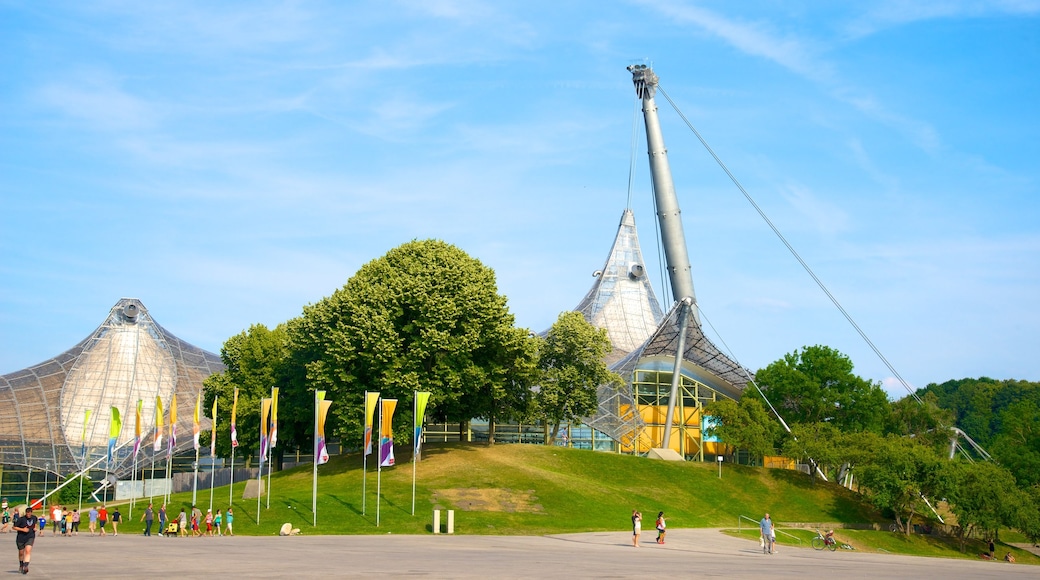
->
[655,512,666,544]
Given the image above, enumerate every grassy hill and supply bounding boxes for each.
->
[153,442,877,536]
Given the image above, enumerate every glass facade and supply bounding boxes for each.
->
[0,299,224,483]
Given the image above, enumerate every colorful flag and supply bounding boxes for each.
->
[413,391,431,457]
[363,391,379,456]
[168,394,178,457]
[133,399,143,457]
[210,396,218,457]
[260,398,272,469]
[270,387,279,449]
[379,399,397,467]
[154,396,164,453]
[230,388,239,448]
[193,392,202,451]
[108,406,123,463]
[316,392,332,466]
[81,408,92,458]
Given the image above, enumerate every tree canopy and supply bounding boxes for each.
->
[703,396,779,464]
[286,239,537,447]
[202,323,297,462]
[753,344,890,434]
[534,311,619,445]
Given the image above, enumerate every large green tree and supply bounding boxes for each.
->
[703,396,779,464]
[885,391,956,450]
[851,434,951,535]
[202,323,291,462]
[753,345,890,433]
[534,311,619,446]
[287,239,537,447]
[781,422,843,485]
[945,459,1020,545]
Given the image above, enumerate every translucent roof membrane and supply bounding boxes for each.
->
[0,298,223,477]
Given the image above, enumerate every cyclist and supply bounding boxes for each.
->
[824,530,835,546]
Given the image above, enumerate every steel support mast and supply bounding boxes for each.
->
[628,64,700,325]
[629,64,698,454]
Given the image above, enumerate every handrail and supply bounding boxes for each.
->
[738,515,802,544]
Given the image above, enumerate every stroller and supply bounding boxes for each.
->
[165,521,180,536]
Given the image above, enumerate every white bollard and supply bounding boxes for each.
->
[447,510,455,534]
[433,509,441,534]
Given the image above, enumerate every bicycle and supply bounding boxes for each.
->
[811,530,837,551]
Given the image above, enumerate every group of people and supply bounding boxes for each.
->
[165,505,234,537]
[629,510,667,547]
[136,503,235,538]
[8,501,238,574]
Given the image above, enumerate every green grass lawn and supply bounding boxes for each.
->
[100,442,1037,565]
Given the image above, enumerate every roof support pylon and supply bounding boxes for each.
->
[628,64,699,326]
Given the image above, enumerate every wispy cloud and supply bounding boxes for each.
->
[778,183,851,236]
[639,0,834,82]
[36,71,160,132]
[846,0,1040,39]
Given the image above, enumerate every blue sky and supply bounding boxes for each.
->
[2,1,1038,400]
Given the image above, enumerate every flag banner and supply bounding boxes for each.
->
[81,408,92,458]
[108,406,123,463]
[379,399,398,467]
[414,391,431,456]
[192,392,202,451]
[316,399,332,465]
[270,387,279,449]
[154,396,164,453]
[169,394,178,457]
[260,398,272,469]
[363,391,379,456]
[133,399,143,457]
[210,396,218,457]
[231,387,239,448]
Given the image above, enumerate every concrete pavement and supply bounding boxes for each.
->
[11,528,1033,578]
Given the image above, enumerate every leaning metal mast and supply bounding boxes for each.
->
[628,64,699,326]
[628,63,699,453]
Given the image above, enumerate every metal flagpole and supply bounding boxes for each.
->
[229,387,239,509]
[229,446,236,508]
[149,458,156,504]
[266,387,278,510]
[265,444,272,509]
[312,390,319,527]
[411,392,417,516]
[362,391,369,515]
[209,396,217,514]
[376,401,382,527]
[130,452,138,520]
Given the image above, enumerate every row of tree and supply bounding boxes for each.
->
[705,345,1040,543]
[202,240,618,463]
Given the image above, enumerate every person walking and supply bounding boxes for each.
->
[14,506,36,574]
[87,506,98,536]
[141,504,154,537]
[759,513,772,554]
[178,509,188,538]
[70,510,79,536]
[49,506,61,536]
[224,508,234,536]
[631,510,642,548]
[110,507,121,536]
[157,505,166,537]
[204,509,214,537]
[655,512,667,544]
[213,510,222,537]
[97,506,108,537]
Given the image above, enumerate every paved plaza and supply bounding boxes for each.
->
[11,528,1032,579]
